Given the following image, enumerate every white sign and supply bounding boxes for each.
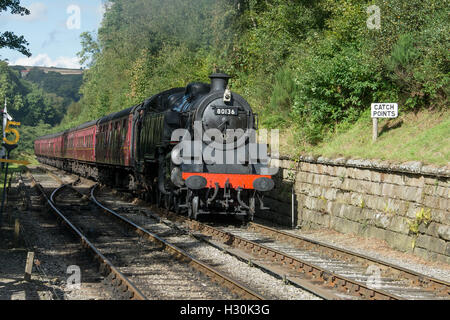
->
[371,103,398,118]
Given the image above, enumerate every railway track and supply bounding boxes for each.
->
[186,220,450,300]
[28,167,265,300]
[91,185,319,300]
[99,190,449,300]
[30,165,450,300]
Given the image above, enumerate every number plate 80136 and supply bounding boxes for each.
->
[215,107,238,116]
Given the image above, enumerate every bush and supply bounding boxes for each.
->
[291,41,381,143]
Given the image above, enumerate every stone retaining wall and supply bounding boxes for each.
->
[261,157,449,264]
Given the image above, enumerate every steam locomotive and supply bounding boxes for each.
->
[35,73,275,220]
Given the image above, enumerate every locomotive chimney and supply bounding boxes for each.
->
[209,73,231,92]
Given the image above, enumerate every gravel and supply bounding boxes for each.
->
[0,167,115,300]
[97,191,321,300]
[282,227,450,283]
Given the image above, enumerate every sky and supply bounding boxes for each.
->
[0,0,106,68]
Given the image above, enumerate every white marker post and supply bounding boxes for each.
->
[370,103,398,142]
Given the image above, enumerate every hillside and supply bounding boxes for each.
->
[0,62,84,154]
[11,65,84,76]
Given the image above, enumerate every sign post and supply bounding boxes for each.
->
[370,103,398,142]
[0,99,29,228]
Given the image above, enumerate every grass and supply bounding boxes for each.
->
[277,109,449,166]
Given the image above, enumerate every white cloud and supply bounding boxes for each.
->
[11,2,48,22]
[13,53,81,69]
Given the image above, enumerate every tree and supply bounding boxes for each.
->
[77,32,100,67]
[0,0,31,57]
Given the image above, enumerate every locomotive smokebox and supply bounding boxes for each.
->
[209,73,231,92]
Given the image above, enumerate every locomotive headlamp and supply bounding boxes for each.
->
[224,88,232,102]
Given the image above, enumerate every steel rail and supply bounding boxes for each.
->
[90,184,266,300]
[184,219,402,300]
[29,174,147,300]
[248,222,450,297]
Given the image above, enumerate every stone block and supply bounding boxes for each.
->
[436,253,450,264]
[388,216,410,234]
[404,186,423,202]
[438,198,448,211]
[385,230,413,252]
[367,181,383,196]
[305,172,315,184]
[295,182,309,195]
[296,171,308,183]
[387,198,409,216]
[381,183,395,197]
[327,201,343,216]
[424,177,449,188]
[361,208,377,222]
[437,224,450,241]
[354,168,372,181]
[323,165,335,176]
[416,234,447,254]
[344,205,363,222]
[328,176,343,189]
[349,193,363,207]
[382,173,404,185]
[330,216,360,235]
[423,195,440,209]
[363,225,387,240]
[302,209,329,227]
[405,204,421,219]
[364,195,383,212]
[413,247,438,261]
[430,209,450,225]
[373,212,391,229]
[316,164,326,175]
[422,222,439,238]
[423,185,448,198]
[323,187,337,201]
[299,162,310,172]
[403,176,425,188]
[335,166,347,178]
[370,171,382,183]
[347,179,360,193]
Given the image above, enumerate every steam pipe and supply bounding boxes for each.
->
[207,183,220,205]
[237,187,249,209]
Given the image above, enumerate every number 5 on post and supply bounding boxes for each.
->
[3,121,21,145]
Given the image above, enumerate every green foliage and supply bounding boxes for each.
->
[291,42,382,144]
[408,207,432,249]
[0,0,31,57]
[60,0,447,156]
[0,61,83,154]
[0,62,77,126]
[15,122,54,154]
[73,0,235,121]
[25,68,82,103]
